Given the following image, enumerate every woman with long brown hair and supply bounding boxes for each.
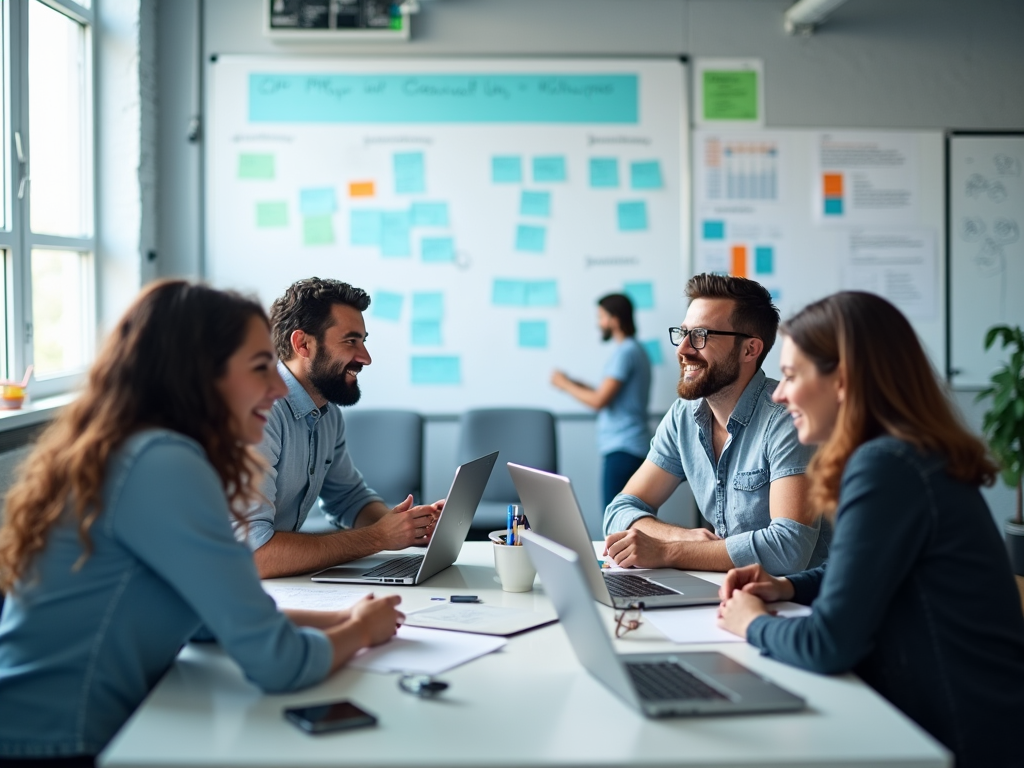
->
[718,291,1024,768]
[0,281,403,767]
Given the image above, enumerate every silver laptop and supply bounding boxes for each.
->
[507,463,722,609]
[311,452,498,585]
[521,530,805,717]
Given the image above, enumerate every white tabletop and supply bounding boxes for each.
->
[100,542,949,768]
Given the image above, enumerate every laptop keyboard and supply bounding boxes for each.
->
[604,573,677,598]
[360,555,424,580]
[627,661,729,702]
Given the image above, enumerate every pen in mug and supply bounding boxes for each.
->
[512,511,519,546]
[506,504,515,546]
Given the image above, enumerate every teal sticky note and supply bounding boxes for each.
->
[256,201,288,228]
[516,224,546,253]
[623,282,654,310]
[381,210,412,257]
[303,215,334,246]
[533,156,567,182]
[525,281,558,307]
[351,210,383,246]
[394,152,426,194]
[630,161,663,190]
[421,237,455,263]
[493,279,528,306]
[617,201,648,232]
[299,187,337,216]
[702,220,725,240]
[755,246,774,275]
[411,202,449,227]
[412,292,444,321]
[641,339,664,365]
[520,191,551,217]
[411,320,443,346]
[518,320,548,349]
[589,158,619,188]
[411,356,461,385]
[372,291,403,321]
[238,153,274,180]
[492,156,522,183]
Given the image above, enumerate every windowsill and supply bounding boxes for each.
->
[0,393,76,432]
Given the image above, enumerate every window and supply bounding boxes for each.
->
[0,0,96,397]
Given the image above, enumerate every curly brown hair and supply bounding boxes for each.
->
[0,280,269,592]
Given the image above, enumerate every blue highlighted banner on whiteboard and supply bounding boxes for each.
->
[250,74,639,124]
[411,356,461,385]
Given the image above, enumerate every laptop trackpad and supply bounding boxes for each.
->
[646,574,720,596]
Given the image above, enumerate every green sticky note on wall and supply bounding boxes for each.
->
[702,71,758,121]
[303,215,334,246]
[238,153,275,180]
[256,202,288,228]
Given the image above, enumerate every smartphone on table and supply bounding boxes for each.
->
[284,700,378,734]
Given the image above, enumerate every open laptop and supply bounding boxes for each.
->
[508,463,721,609]
[521,530,805,717]
[311,451,497,585]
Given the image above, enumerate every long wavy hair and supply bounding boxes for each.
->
[781,292,997,516]
[0,280,269,592]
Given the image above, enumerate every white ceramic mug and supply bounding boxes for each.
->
[492,540,537,593]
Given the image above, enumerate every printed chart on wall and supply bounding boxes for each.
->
[693,128,945,375]
[207,57,687,414]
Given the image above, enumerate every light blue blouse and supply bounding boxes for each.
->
[0,429,332,758]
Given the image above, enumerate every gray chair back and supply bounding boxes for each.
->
[344,409,424,506]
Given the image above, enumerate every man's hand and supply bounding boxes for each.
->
[717,590,769,639]
[349,594,404,647]
[367,495,437,551]
[551,370,572,390]
[719,564,795,603]
[604,527,672,569]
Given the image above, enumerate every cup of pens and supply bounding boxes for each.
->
[488,505,536,593]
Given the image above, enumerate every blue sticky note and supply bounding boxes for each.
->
[380,210,412,257]
[520,191,551,218]
[421,237,456,263]
[630,161,663,190]
[641,339,664,365]
[411,320,443,346]
[492,156,522,183]
[351,210,383,246]
[493,279,528,306]
[525,281,558,307]
[589,158,619,188]
[755,246,774,275]
[411,202,449,227]
[518,320,548,349]
[412,292,444,321]
[516,225,546,253]
[702,220,725,240]
[824,198,843,215]
[533,156,567,183]
[617,201,648,232]
[411,356,461,385]
[623,282,654,310]
[372,291,403,321]
[299,187,337,216]
[394,152,426,194]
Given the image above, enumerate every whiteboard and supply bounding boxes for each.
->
[949,133,1024,387]
[692,128,946,378]
[206,56,687,414]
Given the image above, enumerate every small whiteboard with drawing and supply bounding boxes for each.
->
[949,133,1024,388]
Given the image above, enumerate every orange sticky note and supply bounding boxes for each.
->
[731,245,747,278]
[823,173,843,197]
[349,181,375,198]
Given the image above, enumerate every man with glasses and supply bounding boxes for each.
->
[603,274,826,575]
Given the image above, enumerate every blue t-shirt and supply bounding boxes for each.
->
[596,337,651,458]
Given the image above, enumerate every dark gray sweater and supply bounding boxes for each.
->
[748,436,1024,768]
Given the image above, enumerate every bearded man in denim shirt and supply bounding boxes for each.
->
[603,274,827,576]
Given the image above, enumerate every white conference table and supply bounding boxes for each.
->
[100,542,949,768]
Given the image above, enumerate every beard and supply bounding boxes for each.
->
[676,345,742,400]
[308,347,362,406]
[601,327,612,342]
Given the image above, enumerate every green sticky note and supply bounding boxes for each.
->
[238,153,274,180]
[702,70,759,121]
[303,215,334,246]
[256,201,288,228]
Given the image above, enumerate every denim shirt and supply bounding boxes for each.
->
[604,370,826,574]
[0,430,332,758]
[240,362,383,550]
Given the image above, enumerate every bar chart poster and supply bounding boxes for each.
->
[701,136,780,202]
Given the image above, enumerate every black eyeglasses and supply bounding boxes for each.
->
[614,602,644,638]
[668,327,757,350]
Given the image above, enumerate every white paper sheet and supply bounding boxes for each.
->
[403,603,555,636]
[646,602,812,645]
[349,626,507,675]
[262,583,369,612]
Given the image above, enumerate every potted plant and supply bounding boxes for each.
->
[977,324,1024,575]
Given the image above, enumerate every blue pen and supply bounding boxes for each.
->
[506,504,515,546]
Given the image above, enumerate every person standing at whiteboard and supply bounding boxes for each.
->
[551,293,652,509]
[238,277,442,579]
